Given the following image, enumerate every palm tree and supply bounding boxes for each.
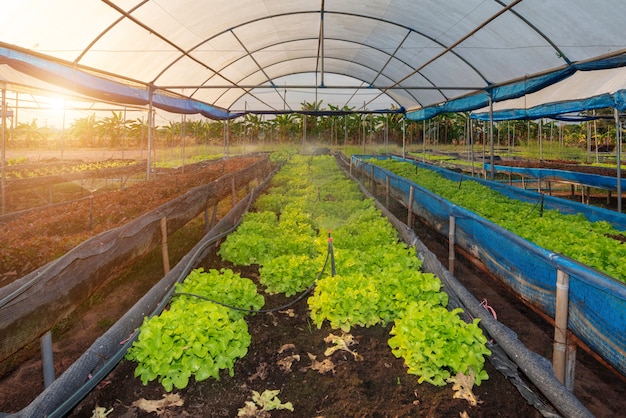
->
[273,113,297,143]
[70,114,98,146]
[14,119,45,146]
[128,117,149,148]
[97,111,127,147]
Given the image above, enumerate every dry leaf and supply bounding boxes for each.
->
[324,333,362,360]
[278,343,296,354]
[305,352,336,374]
[447,369,481,407]
[279,309,296,317]
[277,354,301,372]
[91,406,113,418]
[131,393,184,415]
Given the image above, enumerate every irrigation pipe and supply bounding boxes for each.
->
[175,233,335,315]
[338,154,593,418]
[8,163,282,418]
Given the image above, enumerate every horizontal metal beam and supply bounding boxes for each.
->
[157,84,483,91]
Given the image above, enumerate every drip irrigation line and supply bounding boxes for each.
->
[42,189,259,418]
[523,192,545,219]
[174,233,336,315]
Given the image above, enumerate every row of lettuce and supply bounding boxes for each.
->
[370,158,626,283]
[126,154,491,391]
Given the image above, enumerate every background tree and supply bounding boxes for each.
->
[69,114,98,147]
[14,119,46,147]
[97,111,127,147]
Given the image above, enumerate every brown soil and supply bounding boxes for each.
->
[1,152,625,417]
[0,155,264,280]
[66,254,543,418]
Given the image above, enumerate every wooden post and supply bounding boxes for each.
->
[385,175,390,208]
[553,269,569,385]
[160,217,170,274]
[231,176,236,208]
[407,185,414,227]
[210,203,218,230]
[371,165,376,193]
[448,215,456,274]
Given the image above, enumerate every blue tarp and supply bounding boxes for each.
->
[484,163,626,192]
[353,155,626,378]
[0,47,236,120]
[406,53,626,122]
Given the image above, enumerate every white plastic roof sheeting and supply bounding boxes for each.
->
[0,0,625,119]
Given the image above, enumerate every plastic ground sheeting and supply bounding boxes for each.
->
[6,164,280,418]
[352,155,626,381]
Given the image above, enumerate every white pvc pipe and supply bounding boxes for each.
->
[553,269,570,385]
[41,331,55,388]
[448,215,456,275]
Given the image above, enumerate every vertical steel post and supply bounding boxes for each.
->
[615,108,622,213]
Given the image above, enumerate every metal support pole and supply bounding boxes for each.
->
[615,108,622,213]
[1,88,6,215]
[448,215,456,275]
[553,269,570,385]
[41,331,55,388]
[146,88,153,180]
[489,94,495,180]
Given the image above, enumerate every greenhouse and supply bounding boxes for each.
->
[1,1,626,417]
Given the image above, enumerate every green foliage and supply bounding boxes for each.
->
[388,301,491,387]
[374,159,626,283]
[126,268,263,391]
[175,268,265,320]
[308,245,447,331]
[216,154,491,388]
[259,254,326,296]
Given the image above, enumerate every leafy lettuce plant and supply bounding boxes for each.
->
[388,301,491,387]
[126,268,264,391]
[259,254,327,296]
[373,158,626,283]
[175,268,265,320]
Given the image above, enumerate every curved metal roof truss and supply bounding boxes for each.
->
[0,0,625,119]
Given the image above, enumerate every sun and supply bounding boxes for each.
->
[45,96,65,111]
